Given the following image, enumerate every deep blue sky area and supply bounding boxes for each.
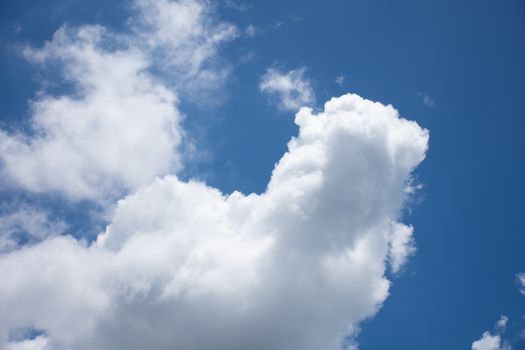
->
[1,0,524,349]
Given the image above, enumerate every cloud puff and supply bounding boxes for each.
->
[472,316,511,350]
[472,332,507,350]
[496,315,509,330]
[260,67,315,111]
[0,93,428,350]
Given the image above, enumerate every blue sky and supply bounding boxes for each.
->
[0,1,524,349]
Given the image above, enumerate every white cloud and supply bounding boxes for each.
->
[472,332,506,350]
[0,93,429,350]
[335,75,344,86]
[260,67,315,111]
[388,223,416,273]
[0,0,238,201]
[474,275,525,350]
[473,275,525,350]
[1,25,181,200]
[472,316,511,350]
[497,315,509,330]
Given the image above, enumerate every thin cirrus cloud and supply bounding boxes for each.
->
[259,67,315,111]
[416,92,435,107]
[0,0,430,349]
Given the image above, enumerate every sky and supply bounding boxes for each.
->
[0,0,524,349]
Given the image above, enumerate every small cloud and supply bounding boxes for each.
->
[471,316,511,350]
[335,75,344,86]
[259,67,315,112]
[471,332,505,350]
[496,315,509,331]
[417,92,435,107]
[244,24,257,37]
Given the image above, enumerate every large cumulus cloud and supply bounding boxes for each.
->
[0,92,428,349]
[0,0,429,349]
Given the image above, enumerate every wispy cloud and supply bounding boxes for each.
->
[259,67,315,111]
[417,92,435,107]
[0,206,67,253]
[244,24,257,37]
[516,272,525,295]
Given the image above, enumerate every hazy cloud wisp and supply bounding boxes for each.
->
[259,67,315,111]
